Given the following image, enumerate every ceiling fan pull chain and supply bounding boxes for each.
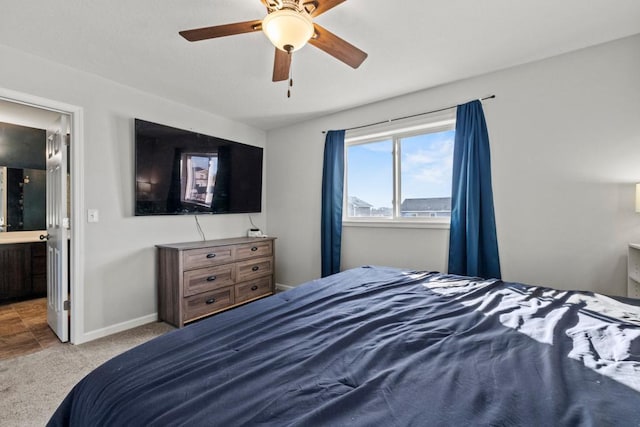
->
[287,49,293,98]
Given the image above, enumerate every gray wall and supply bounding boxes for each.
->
[266,34,640,297]
[1,32,638,341]
[0,43,267,341]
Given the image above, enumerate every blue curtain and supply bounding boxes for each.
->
[321,130,345,277]
[448,100,501,279]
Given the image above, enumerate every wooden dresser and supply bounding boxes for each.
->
[156,236,276,328]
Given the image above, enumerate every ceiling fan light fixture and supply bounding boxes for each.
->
[262,9,314,52]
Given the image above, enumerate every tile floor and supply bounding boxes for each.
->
[0,298,62,360]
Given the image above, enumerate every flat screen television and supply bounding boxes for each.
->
[134,119,263,216]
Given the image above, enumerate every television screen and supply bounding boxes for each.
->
[134,119,263,216]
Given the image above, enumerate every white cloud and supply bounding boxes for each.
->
[402,137,453,185]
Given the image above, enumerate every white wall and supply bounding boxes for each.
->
[0,44,267,341]
[267,34,640,296]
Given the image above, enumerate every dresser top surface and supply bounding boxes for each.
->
[156,236,276,251]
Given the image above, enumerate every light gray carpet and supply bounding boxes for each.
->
[0,321,174,427]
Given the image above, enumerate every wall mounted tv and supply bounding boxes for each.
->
[134,119,263,216]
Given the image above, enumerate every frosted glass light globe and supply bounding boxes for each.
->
[262,9,314,52]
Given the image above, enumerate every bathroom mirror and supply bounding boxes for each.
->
[0,166,46,232]
[0,121,47,233]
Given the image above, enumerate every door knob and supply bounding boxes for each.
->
[39,234,51,241]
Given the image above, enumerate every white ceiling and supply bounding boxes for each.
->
[1,0,639,130]
[0,100,61,129]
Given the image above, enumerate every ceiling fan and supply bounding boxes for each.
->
[179,0,368,85]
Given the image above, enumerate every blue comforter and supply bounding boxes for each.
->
[48,266,640,426]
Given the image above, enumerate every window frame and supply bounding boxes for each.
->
[343,111,456,228]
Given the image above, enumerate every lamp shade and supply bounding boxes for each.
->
[636,183,640,213]
[262,9,314,52]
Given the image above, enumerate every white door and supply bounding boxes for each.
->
[45,115,69,342]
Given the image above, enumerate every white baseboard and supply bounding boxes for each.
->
[75,312,159,344]
[276,283,295,292]
[75,284,295,343]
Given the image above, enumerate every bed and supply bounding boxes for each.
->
[48,266,640,426]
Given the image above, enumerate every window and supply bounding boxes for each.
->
[181,153,218,207]
[344,113,455,223]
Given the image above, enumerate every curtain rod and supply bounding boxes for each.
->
[322,94,496,134]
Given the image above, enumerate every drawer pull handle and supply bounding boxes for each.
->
[206,276,217,282]
[206,253,216,259]
[205,298,216,305]
[252,266,259,272]
[251,285,258,291]
[251,246,258,252]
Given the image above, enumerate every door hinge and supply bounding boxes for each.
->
[63,300,70,311]
[62,217,70,229]
[63,134,70,146]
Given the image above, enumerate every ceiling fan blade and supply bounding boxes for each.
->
[272,48,291,82]
[309,23,367,68]
[306,0,346,17]
[179,20,262,42]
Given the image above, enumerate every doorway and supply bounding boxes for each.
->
[0,88,83,346]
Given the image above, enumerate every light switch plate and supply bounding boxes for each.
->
[87,209,99,223]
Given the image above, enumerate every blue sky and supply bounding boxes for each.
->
[347,129,455,209]
[190,154,215,171]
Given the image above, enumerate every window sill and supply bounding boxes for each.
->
[342,220,450,230]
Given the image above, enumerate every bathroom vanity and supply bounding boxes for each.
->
[0,166,47,303]
[0,239,46,303]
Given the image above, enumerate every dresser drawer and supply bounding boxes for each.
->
[235,240,272,261]
[183,287,234,322]
[236,257,273,282]
[235,276,273,304]
[183,264,235,297]
[183,246,234,270]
